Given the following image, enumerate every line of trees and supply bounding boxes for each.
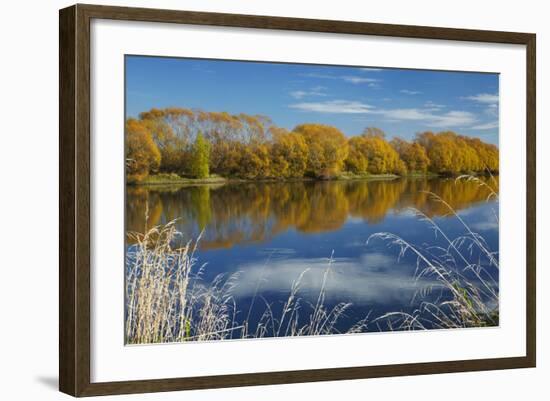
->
[126,107,499,182]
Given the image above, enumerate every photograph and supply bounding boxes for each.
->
[0,0,542,398]
[124,56,500,345]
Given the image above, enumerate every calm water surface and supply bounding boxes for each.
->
[126,177,499,335]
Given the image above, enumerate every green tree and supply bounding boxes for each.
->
[189,132,210,178]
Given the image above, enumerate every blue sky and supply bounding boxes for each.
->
[126,56,499,145]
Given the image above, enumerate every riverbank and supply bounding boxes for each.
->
[132,173,227,186]
[129,171,449,186]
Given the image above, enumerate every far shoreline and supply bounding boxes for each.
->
[128,171,496,187]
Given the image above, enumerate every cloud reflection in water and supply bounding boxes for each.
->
[231,252,439,305]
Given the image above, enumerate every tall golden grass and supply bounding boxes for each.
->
[125,223,368,344]
[369,175,499,330]
[125,223,241,343]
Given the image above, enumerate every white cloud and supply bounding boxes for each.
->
[290,91,308,99]
[302,72,334,80]
[342,76,379,84]
[430,111,477,127]
[471,121,499,130]
[290,100,374,114]
[359,68,383,72]
[289,86,327,99]
[423,101,445,110]
[302,72,380,85]
[400,89,422,95]
[383,109,476,127]
[382,108,429,120]
[484,103,499,117]
[463,93,499,104]
[290,100,476,127]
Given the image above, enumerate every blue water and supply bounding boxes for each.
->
[126,178,499,336]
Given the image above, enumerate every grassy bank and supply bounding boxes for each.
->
[335,172,438,181]
[133,173,227,186]
[129,171,448,186]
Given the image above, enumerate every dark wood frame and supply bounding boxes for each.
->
[59,3,536,397]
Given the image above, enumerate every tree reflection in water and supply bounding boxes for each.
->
[126,177,498,249]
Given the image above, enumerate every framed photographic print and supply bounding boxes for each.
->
[59,4,536,397]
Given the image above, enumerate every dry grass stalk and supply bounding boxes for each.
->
[125,222,368,344]
[369,186,499,331]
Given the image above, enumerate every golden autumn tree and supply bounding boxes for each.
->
[345,136,369,174]
[125,118,161,182]
[136,107,276,178]
[196,111,272,175]
[196,111,242,173]
[129,107,499,180]
[462,136,499,173]
[361,128,404,174]
[415,131,494,174]
[270,128,309,178]
[363,127,387,139]
[236,143,271,179]
[293,124,349,179]
[390,137,430,173]
[138,107,193,174]
[416,132,457,173]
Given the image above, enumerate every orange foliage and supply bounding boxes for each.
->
[127,108,499,180]
[293,124,349,178]
[125,119,161,182]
